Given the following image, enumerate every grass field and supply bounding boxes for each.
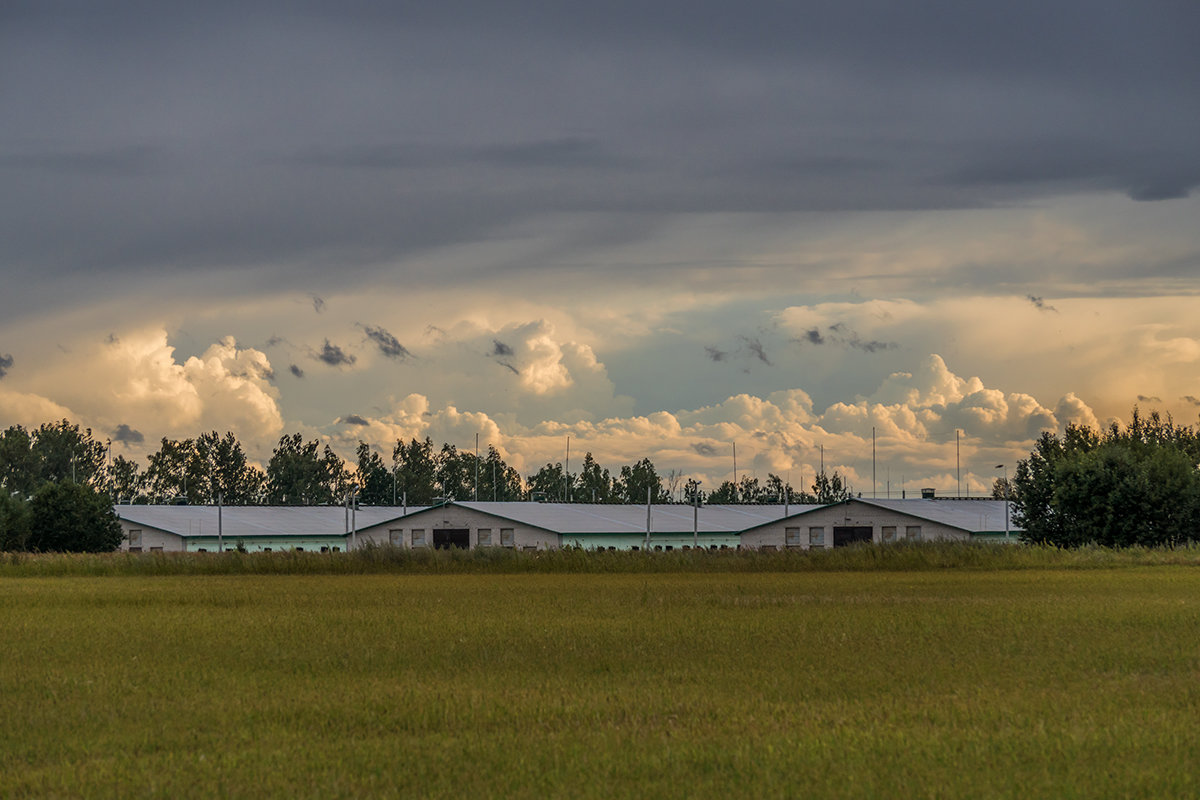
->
[3,562,1199,797]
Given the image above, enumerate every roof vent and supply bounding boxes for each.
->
[921,488,936,499]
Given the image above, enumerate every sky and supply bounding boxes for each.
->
[2,1,1199,497]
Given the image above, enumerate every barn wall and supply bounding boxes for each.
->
[356,506,559,550]
[118,521,185,552]
[740,502,969,550]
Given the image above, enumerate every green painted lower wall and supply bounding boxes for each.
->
[185,536,349,552]
[562,533,741,551]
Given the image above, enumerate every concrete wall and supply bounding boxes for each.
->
[740,502,970,550]
[356,506,559,550]
[119,520,185,552]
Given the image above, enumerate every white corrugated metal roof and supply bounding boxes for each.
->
[115,505,424,537]
[451,502,822,534]
[117,500,1003,538]
[744,498,1017,533]
[853,498,1018,533]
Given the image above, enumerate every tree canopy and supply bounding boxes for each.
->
[27,481,123,552]
[1013,410,1200,547]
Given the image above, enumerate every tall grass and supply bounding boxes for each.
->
[3,570,1199,798]
[4,540,1200,578]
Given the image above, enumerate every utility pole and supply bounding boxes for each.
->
[732,442,738,503]
[956,430,961,498]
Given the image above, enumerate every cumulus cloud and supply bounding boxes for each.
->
[316,340,356,367]
[361,324,412,360]
[0,353,12,378]
[2,330,284,461]
[112,423,144,444]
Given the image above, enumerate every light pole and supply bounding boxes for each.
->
[350,482,359,550]
[995,464,1009,539]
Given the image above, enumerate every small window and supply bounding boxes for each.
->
[809,527,825,547]
[477,528,492,547]
[882,526,897,543]
[500,528,514,548]
[295,547,304,552]
[128,529,142,547]
[198,548,208,553]
[149,547,162,552]
[320,546,329,553]
[665,545,673,551]
[785,527,801,547]
[631,546,640,551]
[264,547,272,552]
[332,546,340,552]
[411,529,426,547]
[389,528,402,546]
[906,525,922,541]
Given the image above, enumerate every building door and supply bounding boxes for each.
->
[433,528,470,549]
[832,526,873,547]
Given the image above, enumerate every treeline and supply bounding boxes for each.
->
[1014,410,1200,547]
[0,420,853,513]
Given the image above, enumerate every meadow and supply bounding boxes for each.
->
[2,551,1199,797]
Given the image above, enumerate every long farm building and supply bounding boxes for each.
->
[116,498,1019,553]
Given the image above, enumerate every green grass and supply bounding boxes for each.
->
[2,568,1200,798]
[6,540,1200,577]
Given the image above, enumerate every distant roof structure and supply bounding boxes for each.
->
[116,505,423,538]
[446,502,823,534]
[742,497,1017,534]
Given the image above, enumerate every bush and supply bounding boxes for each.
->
[27,481,123,552]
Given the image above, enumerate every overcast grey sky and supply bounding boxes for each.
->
[2,1,1198,492]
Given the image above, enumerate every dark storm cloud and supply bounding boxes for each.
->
[1137,395,1162,403]
[2,0,1198,312]
[492,340,514,357]
[361,324,412,360]
[1027,295,1059,312]
[691,442,718,456]
[316,340,356,367]
[311,295,325,314]
[0,353,13,378]
[704,346,727,362]
[112,424,144,444]
[289,364,305,378]
[496,361,520,376]
[739,336,773,366]
[796,324,896,353]
[1182,396,1200,406]
[341,414,370,426]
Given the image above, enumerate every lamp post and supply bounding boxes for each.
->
[350,483,359,550]
[995,464,1009,539]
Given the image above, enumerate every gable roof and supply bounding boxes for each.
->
[740,498,1018,534]
[851,498,1017,533]
[452,501,821,534]
[381,501,823,535]
[115,505,425,538]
